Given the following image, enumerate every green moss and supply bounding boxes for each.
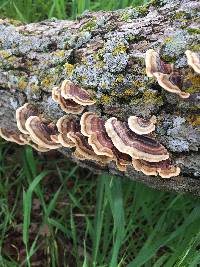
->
[81,19,97,31]
[187,28,200,35]
[190,45,200,52]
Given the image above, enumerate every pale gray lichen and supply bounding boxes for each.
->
[164,116,200,152]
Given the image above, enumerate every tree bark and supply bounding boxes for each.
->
[0,0,200,196]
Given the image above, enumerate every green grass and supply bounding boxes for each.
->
[1,141,200,266]
[1,0,200,266]
[0,0,149,22]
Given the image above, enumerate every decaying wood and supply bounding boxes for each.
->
[0,0,200,195]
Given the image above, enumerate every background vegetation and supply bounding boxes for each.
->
[1,0,200,266]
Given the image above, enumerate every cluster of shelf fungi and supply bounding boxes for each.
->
[0,49,199,179]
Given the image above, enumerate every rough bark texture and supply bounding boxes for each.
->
[0,0,200,195]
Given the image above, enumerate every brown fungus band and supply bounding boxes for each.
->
[67,131,111,165]
[80,112,114,158]
[145,49,173,78]
[185,50,200,74]
[61,80,96,106]
[25,116,61,149]
[132,159,180,179]
[52,86,84,114]
[0,128,28,145]
[16,103,39,134]
[153,72,190,99]
[128,115,156,135]
[80,112,131,171]
[56,115,78,148]
[145,49,190,98]
[105,117,169,162]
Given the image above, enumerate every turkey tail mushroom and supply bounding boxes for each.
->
[105,117,169,162]
[185,50,200,74]
[52,86,84,114]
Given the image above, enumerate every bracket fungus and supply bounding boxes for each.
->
[52,86,84,114]
[0,128,28,146]
[145,49,173,78]
[185,50,200,74]
[16,103,39,135]
[80,112,132,171]
[105,117,169,163]
[128,115,156,135]
[145,49,190,98]
[67,131,111,165]
[25,116,62,149]
[132,159,180,179]
[153,72,190,99]
[80,112,114,158]
[60,80,96,106]
[56,115,78,148]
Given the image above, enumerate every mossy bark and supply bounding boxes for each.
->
[0,0,200,196]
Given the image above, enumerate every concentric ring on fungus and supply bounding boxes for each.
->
[60,80,96,106]
[25,116,62,149]
[52,86,84,114]
[132,159,180,178]
[105,117,169,162]
[16,103,39,134]
[128,115,156,135]
[80,112,132,171]
[145,49,173,77]
[0,128,28,145]
[56,115,78,148]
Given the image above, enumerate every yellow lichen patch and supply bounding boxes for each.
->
[18,78,28,90]
[101,94,112,104]
[132,80,144,89]
[54,50,65,57]
[115,74,124,83]
[112,45,127,56]
[64,63,74,76]
[41,75,53,88]
[184,73,200,94]
[124,89,135,96]
[143,90,164,105]
[0,50,10,59]
[186,115,200,126]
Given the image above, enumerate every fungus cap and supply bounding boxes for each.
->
[132,159,180,178]
[60,80,96,106]
[128,115,156,135]
[0,128,28,145]
[153,72,190,98]
[52,87,84,114]
[105,117,169,162]
[145,49,173,77]
[67,131,111,165]
[25,116,62,149]
[56,115,78,148]
[16,103,38,134]
[185,50,200,74]
[80,112,114,158]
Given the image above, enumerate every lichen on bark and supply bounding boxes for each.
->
[0,0,200,196]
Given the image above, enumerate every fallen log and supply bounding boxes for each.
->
[0,0,200,196]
